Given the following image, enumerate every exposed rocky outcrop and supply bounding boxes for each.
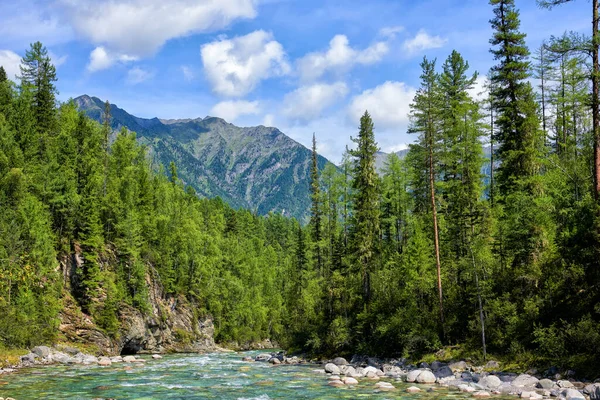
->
[57,249,215,356]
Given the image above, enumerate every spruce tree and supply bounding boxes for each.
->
[19,42,57,143]
[350,111,380,305]
[309,133,322,274]
[489,0,541,195]
[408,57,445,335]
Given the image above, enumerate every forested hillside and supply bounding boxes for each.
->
[74,95,331,221]
[1,0,600,377]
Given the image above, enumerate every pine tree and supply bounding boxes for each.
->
[19,42,58,147]
[408,57,445,335]
[309,133,322,274]
[350,111,380,305]
[489,0,541,195]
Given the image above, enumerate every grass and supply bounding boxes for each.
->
[0,348,28,368]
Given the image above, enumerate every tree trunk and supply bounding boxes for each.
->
[429,140,445,337]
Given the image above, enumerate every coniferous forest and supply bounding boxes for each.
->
[1,0,600,376]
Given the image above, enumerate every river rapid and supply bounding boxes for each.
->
[0,350,500,399]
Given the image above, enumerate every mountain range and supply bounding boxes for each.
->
[75,95,330,221]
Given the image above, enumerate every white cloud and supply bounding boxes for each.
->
[0,50,21,81]
[210,100,261,122]
[87,46,138,72]
[403,29,447,55]
[48,51,67,67]
[262,113,275,127]
[181,65,195,81]
[126,67,154,85]
[201,30,290,97]
[348,81,416,130]
[59,0,257,58]
[467,75,488,102]
[379,26,404,39]
[283,82,348,121]
[298,35,389,82]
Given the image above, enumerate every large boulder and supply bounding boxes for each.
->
[434,366,454,379]
[416,370,437,384]
[584,384,600,400]
[512,374,539,388]
[449,361,468,372]
[123,355,137,363]
[255,353,271,362]
[558,380,575,389]
[324,363,340,375]
[479,375,502,389]
[31,346,51,358]
[537,379,556,390]
[332,357,348,366]
[406,369,423,383]
[562,389,585,400]
[97,357,112,367]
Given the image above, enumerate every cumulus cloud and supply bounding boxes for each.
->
[297,35,389,82]
[348,81,416,130]
[283,82,348,121]
[210,100,261,122]
[87,46,138,72]
[201,30,290,97]
[126,67,154,85]
[467,75,488,101]
[0,50,21,81]
[59,0,257,57]
[403,29,447,55]
[48,51,68,67]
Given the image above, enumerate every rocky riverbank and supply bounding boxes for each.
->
[243,351,599,399]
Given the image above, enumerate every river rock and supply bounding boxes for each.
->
[325,363,340,374]
[537,379,556,390]
[562,388,585,400]
[375,381,395,391]
[98,357,112,366]
[449,361,468,372]
[32,346,51,358]
[585,384,600,400]
[242,356,253,362]
[407,386,421,393]
[416,370,437,384]
[473,391,491,398]
[512,374,539,388]
[328,379,344,387]
[558,380,575,388]
[458,384,477,393]
[332,357,348,366]
[269,357,281,365]
[419,362,431,369]
[132,358,146,363]
[480,375,502,389]
[255,353,271,362]
[431,361,444,371]
[123,355,137,363]
[343,377,358,385]
[20,353,35,364]
[152,354,162,359]
[111,356,123,363]
[435,366,454,379]
[521,391,543,399]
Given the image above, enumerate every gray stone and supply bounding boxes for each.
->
[416,370,437,384]
[479,375,502,389]
[558,380,574,389]
[269,357,281,365]
[332,357,348,366]
[152,354,162,359]
[538,379,557,390]
[449,361,468,372]
[343,377,358,385]
[434,366,454,379]
[255,353,271,362]
[375,381,395,390]
[473,391,491,398]
[407,386,421,393]
[111,356,124,363]
[31,346,51,358]
[406,369,423,382]
[513,374,540,388]
[325,363,340,375]
[341,366,356,376]
[431,361,444,371]
[20,353,35,364]
[419,362,430,369]
[328,379,344,387]
[98,357,112,366]
[123,355,137,363]
[584,383,600,400]
[562,389,585,400]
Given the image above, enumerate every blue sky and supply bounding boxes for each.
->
[0,0,590,162]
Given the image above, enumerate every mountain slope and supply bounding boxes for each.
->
[74,95,329,220]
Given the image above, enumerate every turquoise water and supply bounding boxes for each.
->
[0,351,474,399]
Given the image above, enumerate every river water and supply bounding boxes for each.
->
[0,351,479,399]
